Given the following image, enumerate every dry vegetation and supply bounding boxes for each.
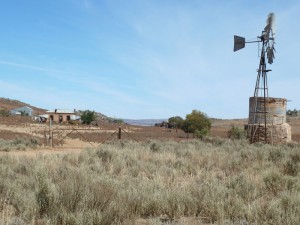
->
[1,139,300,224]
[288,117,300,142]
[1,99,300,224]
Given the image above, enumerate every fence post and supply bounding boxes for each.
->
[44,131,48,146]
[49,118,53,148]
[118,127,121,140]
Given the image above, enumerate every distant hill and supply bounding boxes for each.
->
[123,119,167,126]
[0,97,47,115]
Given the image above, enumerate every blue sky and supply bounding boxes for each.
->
[0,0,299,119]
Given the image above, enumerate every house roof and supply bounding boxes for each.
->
[46,109,75,114]
[11,106,33,111]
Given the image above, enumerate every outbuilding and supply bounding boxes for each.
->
[10,106,33,116]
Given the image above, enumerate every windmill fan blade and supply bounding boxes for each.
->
[266,46,275,64]
[265,13,276,38]
[267,13,275,30]
[264,13,276,64]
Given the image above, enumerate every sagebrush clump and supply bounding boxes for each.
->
[0,137,40,151]
[0,139,300,224]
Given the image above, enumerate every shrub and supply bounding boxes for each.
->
[284,160,300,176]
[290,151,300,163]
[35,170,58,216]
[96,148,113,163]
[0,137,40,151]
[227,173,256,202]
[182,110,211,138]
[194,127,210,140]
[228,125,246,140]
[149,141,160,152]
[263,169,285,195]
[268,148,284,163]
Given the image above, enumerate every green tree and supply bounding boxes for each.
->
[81,110,96,124]
[168,116,184,129]
[182,110,211,138]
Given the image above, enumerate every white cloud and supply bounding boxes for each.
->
[0,60,71,74]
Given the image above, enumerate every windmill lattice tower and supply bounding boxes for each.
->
[234,13,291,144]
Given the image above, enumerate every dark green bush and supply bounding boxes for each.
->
[181,110,211,138]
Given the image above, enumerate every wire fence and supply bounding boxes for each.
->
[46,126,191,149]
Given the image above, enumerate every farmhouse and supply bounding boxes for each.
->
[10,106,33,116]
[45,109,80,123]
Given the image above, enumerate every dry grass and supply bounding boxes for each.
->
[0,137,40,151]
[288,117,300,141]
[0,139,300,224]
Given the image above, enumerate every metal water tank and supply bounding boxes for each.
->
[248,97,286,125]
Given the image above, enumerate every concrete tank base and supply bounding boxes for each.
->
[247,123,291,144]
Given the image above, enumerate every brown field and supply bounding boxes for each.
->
[0,115,300,151]
[2,97,299,146]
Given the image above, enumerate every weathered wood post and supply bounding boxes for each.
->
[118,127,121,140]
[49,118,53,148]
[44,131,48,146]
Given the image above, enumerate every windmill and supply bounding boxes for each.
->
[234,13,279,143]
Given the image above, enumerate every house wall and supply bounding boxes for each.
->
[48,113,74,123]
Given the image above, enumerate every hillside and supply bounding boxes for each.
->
[0,97,118,124]
[0,97,46,115]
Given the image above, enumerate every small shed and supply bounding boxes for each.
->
[10,106,33,116]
